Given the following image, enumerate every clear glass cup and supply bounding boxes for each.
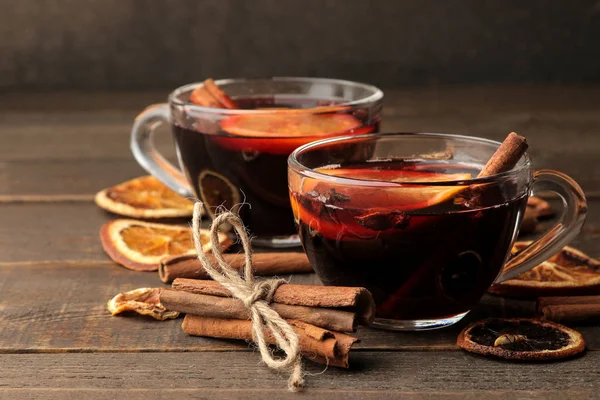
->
[288,132,587,330]
[131,77,383,247]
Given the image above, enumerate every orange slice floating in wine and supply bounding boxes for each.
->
[100,219,232,271]
[198,169,242,222]
[95,176,194,219]
[215,113,374,154]
[311,168,472,211]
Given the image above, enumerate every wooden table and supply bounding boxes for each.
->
[1,87,599,399]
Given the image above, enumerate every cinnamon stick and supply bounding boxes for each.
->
[172,279,376,325]
[160,289,357,332]
[189,79,239,109]
[203,78,239,109]
[539,304,600,324]
[189,86,223,108]
[537,296,600,324]
[477,132,529,178]
[182,315,358,367]
[159,252,314,283]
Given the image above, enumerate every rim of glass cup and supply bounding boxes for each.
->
[288,132,532,187]
[168,77,383,115]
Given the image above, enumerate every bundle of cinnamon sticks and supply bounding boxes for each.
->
[160,278,375,367]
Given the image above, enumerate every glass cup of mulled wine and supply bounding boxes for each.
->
[288,132,587,330]
[131,78,383,247]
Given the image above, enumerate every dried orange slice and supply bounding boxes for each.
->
[100,219,232,271]
[95,176,194,219]
[489,242,600,297]
[198,169,242,220]
[107,287,179,321]
[457,318,585,360]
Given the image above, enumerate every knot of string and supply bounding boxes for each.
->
[191,203,304,391]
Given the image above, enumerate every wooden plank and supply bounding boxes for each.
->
[1,351,599,395]
[0,91,165,112]
[2,86,599,114]
[0,127,597,197]
[0,159,144,198]
[0,112,176,161]
[3,109,598,165]
[1,87,600,166]
[1,154,598,200]
[0,157,597,203]
[0,203,114,263]
[1,261,600,353]
[2,389,595,400]
[381,112,600,194]
[2,199,599,264]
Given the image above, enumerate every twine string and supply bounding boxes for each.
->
[191,202,304,391]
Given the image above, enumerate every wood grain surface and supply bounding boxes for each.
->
[1,352,600,398]
[1,87,599,398]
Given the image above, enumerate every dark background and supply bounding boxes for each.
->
[2,0,599,90]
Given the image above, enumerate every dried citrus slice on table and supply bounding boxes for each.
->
[489,242,600,297]
[95,176,194,219]
[215,113,374,154]
[100,219,232,271]
[107,287,179,320]
[457,318,585,360]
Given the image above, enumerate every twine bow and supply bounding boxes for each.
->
[191,203,304,391]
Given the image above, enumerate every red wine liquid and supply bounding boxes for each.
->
[291,160,527,320]
[172,96,379,238]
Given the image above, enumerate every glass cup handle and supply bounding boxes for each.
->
[130,103,193,198]
[495,169,587,282]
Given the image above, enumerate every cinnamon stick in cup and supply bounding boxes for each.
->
[182,315,358,367]
[203,78,239,109]
[172,278,376,325]
[189,86,223,108]
[378,133,529,315]
[159,252,314,283]
[537,296,600,324]
[160,289,357,332]
[189,78,239,109]
[478,132,529,178]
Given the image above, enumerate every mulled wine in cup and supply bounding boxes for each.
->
[288,133,587,330]
[131,78,382,247]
